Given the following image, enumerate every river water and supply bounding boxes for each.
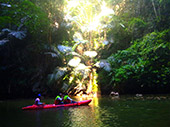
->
[1,95,170,127]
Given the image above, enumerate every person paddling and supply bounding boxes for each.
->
[35,94,44,105]
[63,93,76,104]
[54,93,63,105]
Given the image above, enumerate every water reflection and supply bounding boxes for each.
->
[65,97,120,127]
[2,95,170,127]
[35,110,41,127]
[93,97,99,107]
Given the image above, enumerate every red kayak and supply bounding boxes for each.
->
[22,99,92,110]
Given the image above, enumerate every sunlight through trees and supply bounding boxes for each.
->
[48,0,115,96]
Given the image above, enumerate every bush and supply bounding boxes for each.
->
[105,29,170,94]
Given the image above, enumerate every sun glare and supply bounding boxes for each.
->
[66,0,79,10]
[64,0,114,32]
[63,0,115,97]
[100,1,114,17]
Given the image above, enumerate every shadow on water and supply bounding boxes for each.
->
[1,95,170,127]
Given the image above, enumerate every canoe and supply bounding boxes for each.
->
[22,99,92,110]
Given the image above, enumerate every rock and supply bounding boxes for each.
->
[110,91,119,96]
[136,94,143,97]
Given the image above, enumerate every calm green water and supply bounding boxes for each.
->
[1,95,170,127]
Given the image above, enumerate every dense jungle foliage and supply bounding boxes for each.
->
[99,29,170,94]
[0,0,170,99]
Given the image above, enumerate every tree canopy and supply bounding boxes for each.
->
[0,0,170,99]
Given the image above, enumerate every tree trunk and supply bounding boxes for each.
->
[151,0,158,18]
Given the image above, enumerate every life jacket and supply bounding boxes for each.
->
[55,95,62,100]
[54,95,62,105]
[63,95,71,104]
